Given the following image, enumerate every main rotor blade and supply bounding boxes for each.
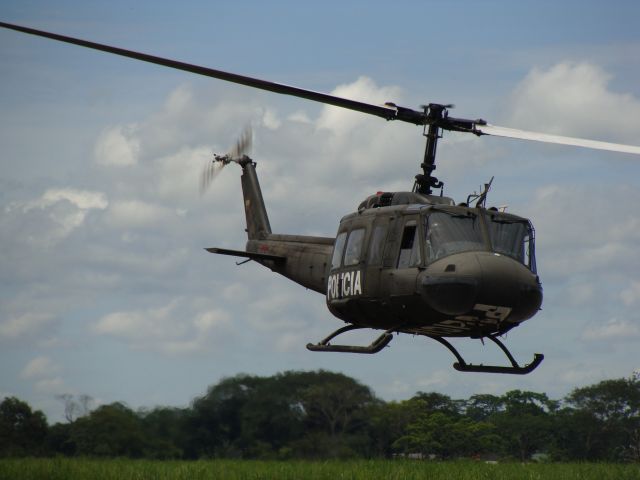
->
[4,22,640,156]
[0,21,405,123]
[477,124,640,155]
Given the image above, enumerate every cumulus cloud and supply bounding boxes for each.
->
[4,188,108,246]
[525,184,640,277]
[28,189,109,211]
[582,318,640,341]
[93,299,231,354]
[34,377,65,394]
[0,313,56,340]
[316,76,402,134]
[505,62,640,142]
[621,282,640,306]
[106,199,177,229]
[94,125,141,166]
[20,356,60,379]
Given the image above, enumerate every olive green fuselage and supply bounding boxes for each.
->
[247,192,542,339]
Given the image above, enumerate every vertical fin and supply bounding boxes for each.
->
[239,158,271,240]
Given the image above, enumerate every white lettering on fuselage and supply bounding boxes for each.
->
[327,270,362,301]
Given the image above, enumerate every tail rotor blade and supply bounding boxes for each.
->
[200,127,253,196]
[229,127,252,159]
[200,158,226,195]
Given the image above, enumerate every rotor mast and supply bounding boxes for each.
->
[414,104,447,196]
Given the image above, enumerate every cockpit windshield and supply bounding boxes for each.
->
[424,210,537,272]
[425,211,484,262]
[486,213,536,271]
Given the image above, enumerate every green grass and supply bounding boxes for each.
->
[0,458,639,480]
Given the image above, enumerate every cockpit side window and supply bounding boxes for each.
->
[397,221,421,268]
[367,224,387,265]
[331,232,347,270]
[344,228,366,266]
[486,213,537,272]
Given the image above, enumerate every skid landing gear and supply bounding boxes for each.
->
[307,325,543,375]
[306,325,395,354]
[429,335,543,375]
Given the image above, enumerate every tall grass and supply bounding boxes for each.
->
[0,458,639,480]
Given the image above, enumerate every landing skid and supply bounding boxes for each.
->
[429,335,544,375]
[306,325,394,354]
[307,324,543,374]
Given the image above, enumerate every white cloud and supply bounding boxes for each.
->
[30,189,109,211]
[20,356,60,379]
[0,313,55,339]
[94,124,141,166]
[34,377,65,394]
[106,200,177,229]
[316,76,402,134]
[567,283,596,306]
[164,84,194,113]
[222,283,249,302]
[415,370,452,390]
[261,108,281,130]
[93,300,231,354]
[93,301,180,339]
[506,62,640,142]
[287,111,312,124]
[4,188,108,246]
[582,318,640,341]
[525,184,640,277]
[620,281,640,306]
[274,331,306,353]
[155,146,222,202]
[194,310,230,333]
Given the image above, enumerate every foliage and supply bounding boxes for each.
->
[2,371,640,462]
[0,397,48,457]
[393,411,502,458]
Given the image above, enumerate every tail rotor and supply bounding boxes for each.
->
[200,126,252,195]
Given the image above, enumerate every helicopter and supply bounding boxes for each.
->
[3,21,640,375]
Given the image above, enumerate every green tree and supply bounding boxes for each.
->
[298,371,378,458]
[466,394,504,421]
[139,406,187,459]
[393,410,501,458]
[301,372,375,437]
[47,422,75,456]
[490,390,555,460]
[185,370,378,459]
[0,397,48,457]
[562,376,640,460]
[368,398,425,457]
[186,374,266,458]
[70,402,146,457]
[412,392,463,417]
[238,371,312,458]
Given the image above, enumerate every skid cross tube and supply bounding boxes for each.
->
[306,325,394,354]
[428,335,544,375]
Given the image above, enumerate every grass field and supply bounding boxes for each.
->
[1,458,639,480]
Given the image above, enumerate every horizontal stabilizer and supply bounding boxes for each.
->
[205,247,285,263]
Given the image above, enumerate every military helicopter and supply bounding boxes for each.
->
[3,21,640,375]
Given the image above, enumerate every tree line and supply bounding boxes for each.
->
[1,370,639,461]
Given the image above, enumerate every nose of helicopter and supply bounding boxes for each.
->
[420,252,542,321]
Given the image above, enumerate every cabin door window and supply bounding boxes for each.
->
[397,220,421,269]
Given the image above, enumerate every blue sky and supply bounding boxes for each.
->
[2,1,640,422]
